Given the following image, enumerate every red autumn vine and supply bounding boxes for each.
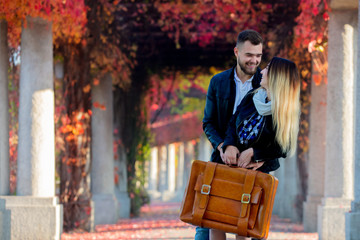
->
[2,0,135,231]
[295,0,329,49]
[155,0,272,47]
[2,0,332,231]
[0,0,87,48]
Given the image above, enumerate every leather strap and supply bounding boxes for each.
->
[237,170,257,236]
[192,162,217,226]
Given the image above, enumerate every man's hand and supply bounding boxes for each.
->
[223,145,239,165]
[237,148,254,168]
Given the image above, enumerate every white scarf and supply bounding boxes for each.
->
[253,88,272,116]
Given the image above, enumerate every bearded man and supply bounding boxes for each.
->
[196,30,265,240]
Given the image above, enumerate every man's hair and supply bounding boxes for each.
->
[236,30,263,47]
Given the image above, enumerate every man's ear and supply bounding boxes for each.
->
[234,47,238,58]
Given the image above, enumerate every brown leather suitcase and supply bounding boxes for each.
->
[179,160,278,239]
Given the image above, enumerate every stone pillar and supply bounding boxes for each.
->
[272,158,285,216]
[113,87,130,219]
[148,147,158,191]
[346,1,360,238]
[282,155,300,222]
[147,147,161,200]
[158,145,168,192]
[91,74,118,224]
[114,145,130,218]
[17,17,55,196]
[303,58,327,232]
[184,141,194,187]
[6,17,62,240]
[177,142,185,191]
[272,156,300,222]
[318,9,357,240]
[0,20,9,195]
[167,143,176,192]
[197,134,211,162]
[162,143,177,201]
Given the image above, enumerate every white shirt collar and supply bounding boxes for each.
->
[234,68,253,83]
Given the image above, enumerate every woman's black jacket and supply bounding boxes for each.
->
[222,89,285,172]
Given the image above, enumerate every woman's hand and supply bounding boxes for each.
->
[223,145,239,165]
[217,142,225,163]
[237,148,254,168]
[246,161,265,170]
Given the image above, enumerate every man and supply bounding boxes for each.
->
[195,30,263,240]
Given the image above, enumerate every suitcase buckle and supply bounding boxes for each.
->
[201,184,211,195]
[241,193,251,204]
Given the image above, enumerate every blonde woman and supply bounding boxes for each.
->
[213,57,301,240]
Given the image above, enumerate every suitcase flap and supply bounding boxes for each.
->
[194,174,262,204]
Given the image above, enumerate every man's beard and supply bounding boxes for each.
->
[239,61,258,76]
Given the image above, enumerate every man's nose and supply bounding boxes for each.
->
[250,56,258,63]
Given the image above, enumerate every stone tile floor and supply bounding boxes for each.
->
[62,202,318,240]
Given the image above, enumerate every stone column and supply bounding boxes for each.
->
[184,141,194,187]
[303,58,327,232]
[158,145,168,192]
[282,155,300,222]
[2,17,62,240]
[272,158,285,216]
[197,134,212,162]
[272,156,300,222]
[113,88,130,219]
[114,146,130,218]
[0,20,9,195]
[177,142,185,191]
[317,9,357,240]
[17,18,55,196]
[162,143,177,201]
[167,143,176,192]
[91,74,118,224]
[346,1,360,238]
[148,147,159,192]
[147,147,161,200]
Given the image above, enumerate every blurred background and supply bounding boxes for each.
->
[1,0,332,237]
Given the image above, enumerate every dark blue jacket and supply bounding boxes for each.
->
[202,66,262,163]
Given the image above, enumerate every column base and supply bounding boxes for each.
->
[0,196,62,240]
[92,193,118,225]
[115,191,130,218]
[303,195,322,232]
[317,197,352,240]
[346,201,360,240]
[0,198,10,240]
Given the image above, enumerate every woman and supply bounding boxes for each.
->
[211,57,301,240]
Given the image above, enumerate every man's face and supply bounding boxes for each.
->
[234,41,263,76]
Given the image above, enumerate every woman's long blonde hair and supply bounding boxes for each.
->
[268,57,301,156]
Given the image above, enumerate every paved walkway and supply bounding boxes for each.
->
[62,202,319,240]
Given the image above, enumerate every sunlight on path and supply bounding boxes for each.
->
[62,202,318,240]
